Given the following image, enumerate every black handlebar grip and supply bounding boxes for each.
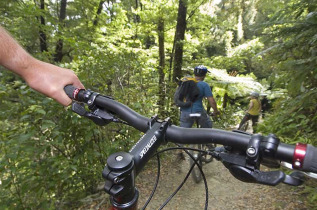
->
[302,144,317,173]
[64,85,77,99]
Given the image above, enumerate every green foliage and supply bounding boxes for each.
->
[0,0,165,207]
[205,68,264,98]
[0,76,113,208]
[258,90,317,145]
[256,2,317,148]
[208,39,264,75]
[300,179,317,207]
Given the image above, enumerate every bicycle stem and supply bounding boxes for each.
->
[102,118,169,209]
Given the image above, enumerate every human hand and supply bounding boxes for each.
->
[213,110,220,116]
[22,59,85,106]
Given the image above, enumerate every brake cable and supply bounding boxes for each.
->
[152,145,209,210]
[141,153,161,210]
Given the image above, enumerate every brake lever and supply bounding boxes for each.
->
[71,102,118,126]
[71,102,88,116]
[213,149,305,186]
[281,161,317,179]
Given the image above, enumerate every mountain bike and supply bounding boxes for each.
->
[238,113,256,132]
[239,121,249,132]
[64,85,317,210]
[188,113,215,183]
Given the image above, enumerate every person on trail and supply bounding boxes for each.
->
[238,91,261,133]
[0,26,84,106]
[177,65,219,159]
[179,65,219,128]
[260,94,270,119]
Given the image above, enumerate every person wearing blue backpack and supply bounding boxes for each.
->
[176,65,219,160]
[179,65,219,129]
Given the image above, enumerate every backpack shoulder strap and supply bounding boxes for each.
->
[181,76,198,83]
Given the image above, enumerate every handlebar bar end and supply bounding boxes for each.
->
[301,144,317,173]
[64,85,83,100]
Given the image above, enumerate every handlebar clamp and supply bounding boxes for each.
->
[246,134,262,169]
[246,134,280,169]
[85,90,99,109]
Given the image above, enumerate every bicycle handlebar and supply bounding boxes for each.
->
[64,85,317,173]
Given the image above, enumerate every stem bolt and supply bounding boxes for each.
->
[247,147,256,156]
[114,177,119,183]
[115,155,123,161]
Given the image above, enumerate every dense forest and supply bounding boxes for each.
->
[0,0,316,208]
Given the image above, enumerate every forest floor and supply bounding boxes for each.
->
[80,150,315,210]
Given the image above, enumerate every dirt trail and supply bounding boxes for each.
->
[80,122,313,209]
[135,154,310,210]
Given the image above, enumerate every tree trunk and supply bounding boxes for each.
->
[134,0,141,22]
[54,0,67,62]
[223,92,228,109]
[172,0,187,82]
[93,0,106,26]
[39,0,48,52]
[157,16,166,116]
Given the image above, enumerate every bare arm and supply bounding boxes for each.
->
[0,26,84,106]
[247,100,254,113]
[207,96,219,115]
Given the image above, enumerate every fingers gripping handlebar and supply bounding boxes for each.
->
[64,85,317,173]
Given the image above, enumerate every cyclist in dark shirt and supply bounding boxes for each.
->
[0,26,84,106]
[261,95,270,118]
[177,65,219,160]
[179,65,219,128]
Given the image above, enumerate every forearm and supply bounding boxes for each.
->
[0,26,35,77]
[0,26,84,106]
[207,97,218,113]
[247,101,254,112]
